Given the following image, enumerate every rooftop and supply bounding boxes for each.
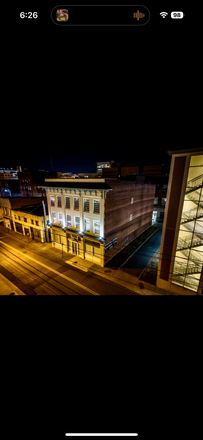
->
[12,204,48,216]
[168,148,203,156]
[41,179,112,190]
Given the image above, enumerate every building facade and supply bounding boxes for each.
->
[41,178,155,266]
[104,179,155,260]
[156,149,203,295]
[0,197,48,242]
[11,204,49,242]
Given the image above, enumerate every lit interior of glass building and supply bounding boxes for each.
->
[172,155,203,292]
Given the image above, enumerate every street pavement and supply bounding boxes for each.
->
[0,227,139,295]
[0,224,194,295]
[121,222,163,278]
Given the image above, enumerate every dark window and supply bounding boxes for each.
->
[93,200,100,214]
[83,198,89,212]
[57,196,62,208]
[65,197,70,209]
[74,198,79,210]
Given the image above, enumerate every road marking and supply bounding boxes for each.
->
[0,241,100,296]
[65,435,138,437]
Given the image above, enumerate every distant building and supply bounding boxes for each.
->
[96,161,113,175]
[144,175,169,224]
[100,161,169,178]
[0,168,18,180]
[78,173,99,178]
[0,167,21,197]
[59,172,78,178]
[156,148,203,295]
[41,178,156,266]
[18,170,60,197]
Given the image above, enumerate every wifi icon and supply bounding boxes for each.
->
[160,12,168,18]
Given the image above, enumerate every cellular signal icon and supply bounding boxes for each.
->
[160,12,168,18]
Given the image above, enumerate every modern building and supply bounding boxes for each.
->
[156,148,203,295]
[40,178,156,266]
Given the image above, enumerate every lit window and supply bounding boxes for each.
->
[58,213,63,225]
[66,215,71,227]
[84,218,90,232]
[83,198,89,212]
[65,197,70,209]
[52,212,56,223]
[131,198,134,204]
[50,196,55,207]
[154,197,159,205]
[93,200,100,214]
[161,198,166,206]
[57,196,62,208]
[74,198,79,210]
[93,220,100,235]
[75,216,80,230]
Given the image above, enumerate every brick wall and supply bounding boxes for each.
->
[104,180,156,249]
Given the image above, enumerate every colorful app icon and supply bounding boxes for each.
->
[56,9,69,21]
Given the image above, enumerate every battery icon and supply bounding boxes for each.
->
[171,11,184,19]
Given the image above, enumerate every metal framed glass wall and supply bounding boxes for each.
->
[172,155,203,292]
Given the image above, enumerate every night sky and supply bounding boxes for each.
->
[5,1,190,174]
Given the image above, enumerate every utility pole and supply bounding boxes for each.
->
[42,200,49,243]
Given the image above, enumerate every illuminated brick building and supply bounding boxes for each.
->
[41,178,156,266]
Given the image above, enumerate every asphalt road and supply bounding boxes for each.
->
[0,233,137,295]
[121,223,163,278]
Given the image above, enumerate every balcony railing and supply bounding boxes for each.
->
[173,261,202,276]
[180,207,203,224]
[186,191,203,208]
[185,174,203,194]
[177,235,203,251]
